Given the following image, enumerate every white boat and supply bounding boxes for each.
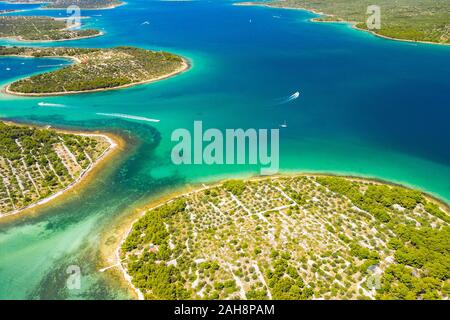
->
[290,91,300,100]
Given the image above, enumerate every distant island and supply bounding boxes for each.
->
[119,175,450,300]
[0,121,118,218]
[0,16,102,42]
[0,0,124,9]
[0,46,189,96]
[237,0,450,45]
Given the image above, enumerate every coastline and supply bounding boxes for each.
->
[0,31,104,43]
[235,2,450,47]
[0,1,46,3]
[2,58,191,97]
[351,24,450,47]
[116,221,145,300]
[41,1,126,11]
[0,0,126,10]
[107,172,450,300]
[0,16,104,43]
[99,182,206,300]
[0,121,126,222]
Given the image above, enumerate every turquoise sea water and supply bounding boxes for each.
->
[0,0,449,299]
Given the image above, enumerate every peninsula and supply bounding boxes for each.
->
[237,0,450,45]
[120,175,450,300]
[0,46,188,96]
[0,121,117,218]
[0,16,101,42]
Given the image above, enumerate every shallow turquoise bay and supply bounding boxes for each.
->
[0,0,449,299]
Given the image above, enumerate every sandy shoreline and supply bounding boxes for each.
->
[106,172,450,299]
[0,121,126,222]
[235,2,450,47]
[351,25,450,47]
[2,58,190,97]
[310,17,450,47]
[99,182,206,300]
[116,222,145,300]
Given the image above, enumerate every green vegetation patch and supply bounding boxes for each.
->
[45,0,123,9]
[0,121,110,216]
[0,46,185,95]
[251,0,450,44]
[3,0,123,9]
[121,175,450,300]
[0,16,100,41]
[223,179,247,196]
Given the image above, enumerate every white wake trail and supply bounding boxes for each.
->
[274,91,300,105]
[96,113,160,123]
[37,102,66,108]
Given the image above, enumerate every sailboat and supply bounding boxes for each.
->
[280,120,287,128]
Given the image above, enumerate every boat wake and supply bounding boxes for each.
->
[274,91,300,105]
[37,64,64,68]
[37,102,66,108]
[96,113,160,123]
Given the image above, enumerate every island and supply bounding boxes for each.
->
[45,0,124,9]
[119,175,450,300]
[0,0,124,10]
[237,0,450,45]
[0,46,189,96]
[0,16,102,41]
[0,121,117,218]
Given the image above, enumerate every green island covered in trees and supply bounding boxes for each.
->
[46,0,123,9]
[1,0,123,9]
[0,16,101,41]
[0,46,188,95]
[0,121,112,217]
[238,0,450,45]
[120,175,450,300]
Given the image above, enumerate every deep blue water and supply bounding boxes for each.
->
[0,0,449,299]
